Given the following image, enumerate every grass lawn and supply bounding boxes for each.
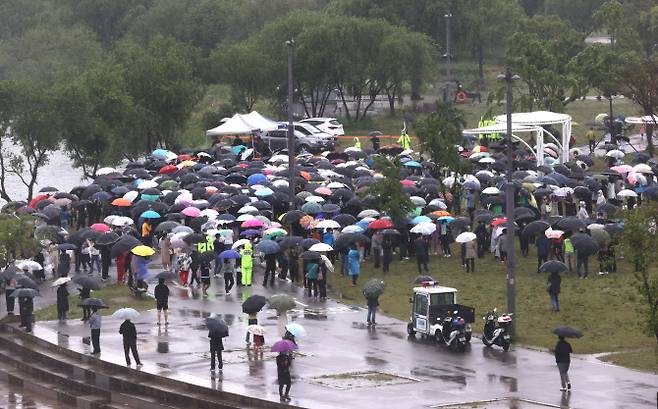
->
[34,284,154,321]
[599,348,658,373]
[327,243,658,371]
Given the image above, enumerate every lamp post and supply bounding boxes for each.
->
[286,34,296,211]
[443,13,452,103]
[497,67,520,336]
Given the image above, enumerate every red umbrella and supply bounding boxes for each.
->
[29,194,50,209]
[368,219,394,230]
[159,165,177,174]
[491,218,508,227]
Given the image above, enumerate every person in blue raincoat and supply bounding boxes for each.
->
[348,246,361,286]
[132,255,150,292]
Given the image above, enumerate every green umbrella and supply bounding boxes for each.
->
[363,278,385,298]
[268,294,296,313]
[159,180,180,190]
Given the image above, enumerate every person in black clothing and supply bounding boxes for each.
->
[209,330,224,372]
[382,236,393,273]
[263,252,277,287]
[276,251,289,280]
[288,248,299,283]
[554,336,572,391]
[189,251,201,287]
[276,352,292,401]
[547,271,561,312]
[119,319,141,366]
[365,294,379,325]
[212,234,225,277]
[18,296,34,332]
[475,221,488,258]
[413,236,429,274]
[58,250,71,277]
[56,283,69,322]
[154,278,170,325]
[79,287,91,321]
[100,245,111,280]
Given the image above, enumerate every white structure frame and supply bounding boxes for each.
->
[462,123,547,165]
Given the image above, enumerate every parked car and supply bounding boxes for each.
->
[300,117,345,136]
[259,128,336,153]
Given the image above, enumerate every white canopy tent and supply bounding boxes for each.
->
[495,111,572,164]
[463,123,551,166]
[206,111,279,136]
[625,115,658,125]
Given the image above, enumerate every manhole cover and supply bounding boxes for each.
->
[308,371,420,390]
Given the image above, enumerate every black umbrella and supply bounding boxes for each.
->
[155,221,180,233]
[9,288,39,298]
[332,214,357,227]
[278,236,303,250]
[570,233,599,256]
[301,250,321,260]
[552,326,582,338]
[72,275,103,290]
[412,275,436,284]
[301,238,319,249]
[110,236,142,258]
[597,202,618,216]
[522,220,551,238]
[16,276,38,289]
[197,251,217,263]
[334,233,369,251]
[0,264,18,280]
[242,295,267,314]
[58,243,78,251]
[555,217,587,233]
[514,207,536,222]
[539,260,568,274]
[95,232,120,246]
[206,317,229,337]
[78,298,108,308]
[281,210,306,224]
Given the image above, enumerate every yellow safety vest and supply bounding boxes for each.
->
[353,137,361,149]
[397,132,411,149]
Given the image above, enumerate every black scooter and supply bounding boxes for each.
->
[482,308,513,351]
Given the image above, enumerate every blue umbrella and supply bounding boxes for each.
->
[255,239,280,255]
[301,202,321,214]
[437,216,455,223]
[404,161,422,168]
[463,180,480,190]
[91,191,112,202]
[140,210,161,219]
[111,186,130,196]
[141,194,159,201]
[231,145,246,155]
[218,250,240,259]
[152,149,172,159]
[247,174,268,185]
[356,219,370,231]
[240,229,262,236]
[411,215,431,225]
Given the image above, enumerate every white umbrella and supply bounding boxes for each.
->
[200,209,219,219]
[16,260,42,271]
[410,222,436,235]
[455,232,477,243]
[51,277,72,287]
[112,308,140,320]
[428,199,447,210]
[616,189,637,198]
[96,167,117,175]
[110,216,134,227]
[237,205,259,214]
[482,187,500,195]
[357,209,380,219]
[236,214,256,222]
[137,180,158,190]
[587,223,605,230]
[316,220,341,229]
[632,163,653,174]
[606,149,625,159]
[232,239,250,249]
[545,228,564,239]
[305,195,325,203]
[442,177,456,189]
[342,225,364,234]
[123,190,139,203]
[409,196,427,207]
[269,154,289,163]
[309,243,333,252]
[553,187,574,197]
[479,157,496,163]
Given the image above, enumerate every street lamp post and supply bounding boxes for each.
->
[497,67,520,336]
[286,34,296,211]
[443,13,452,103]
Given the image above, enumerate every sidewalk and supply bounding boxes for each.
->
[27,263,658,409]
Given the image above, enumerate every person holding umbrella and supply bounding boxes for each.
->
[382,235,393,273]
[365,291,379,326]
[555,335,573,391]
[547,271,562,312]
[222,256,236,294]
[89,306,102,354]
[18,293,34,332]
[414,235,429,274]
[119,314,142,366]
[240,241,253,286]
[305,258,320,298]
[56,281,69,322]
[209,327,225,373]
[464,237,476,272]
[154,278,170,325]
[79,286,91,321]
[5,276,16,315]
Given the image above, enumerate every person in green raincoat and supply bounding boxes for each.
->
[240,241,253,286]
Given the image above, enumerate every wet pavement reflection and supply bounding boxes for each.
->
[0,381,74,409]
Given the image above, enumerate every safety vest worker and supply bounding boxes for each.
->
[353,137,362,150]
[240,241,253,286]
[397,131,411,150]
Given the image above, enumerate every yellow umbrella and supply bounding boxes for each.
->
[178,160,197,168]
[131,245,155,257]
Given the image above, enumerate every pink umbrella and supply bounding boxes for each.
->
[182,206,201,217]
[314,187,332,196]
[611,165,632,174]
[91,223,111,232]
[400,180,416,186]
[241,219,264,228]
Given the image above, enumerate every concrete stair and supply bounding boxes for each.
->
[0,323,304,409]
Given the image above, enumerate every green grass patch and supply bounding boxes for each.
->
[599,349,658,373]
[34,284,154,321]
[328,244,657,355]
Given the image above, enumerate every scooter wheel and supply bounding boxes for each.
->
[406,323,415,337]
[482,338,491,347]
[502,341,510,351]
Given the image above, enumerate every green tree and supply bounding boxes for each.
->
[0,215,40,266]
[366,157,413,221]
[593,0,624,48]
[543,0,606,33]
[67,0,148,47]
[506,15,586,111]
[113,36,202,150]
[620,204,658,343]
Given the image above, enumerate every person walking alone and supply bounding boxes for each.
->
[547,271,561,312]
[119,318,142,366]
[554,336,572,391]
[89,307,101,354]
[347,246,360,286]
[365,292,379,325]
[56,283,69,322]
[464,239,476,272]
[413,235,429,274]
[209,329,224,373]
[154,278,169,325]
[277,352,292,401]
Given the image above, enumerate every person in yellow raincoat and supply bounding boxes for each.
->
[240,241,253,286]
[353,137,361,150]
[397,130,411,150]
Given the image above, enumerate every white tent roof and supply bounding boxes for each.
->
[463,124,541,135]
[206,111,279,136]
[495,111,571,125]
[625,115,658,124]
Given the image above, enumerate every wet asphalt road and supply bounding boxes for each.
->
[30,266,658,409]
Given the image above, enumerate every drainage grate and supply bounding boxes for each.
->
[308,370,421,390]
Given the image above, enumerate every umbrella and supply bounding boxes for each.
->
[363,278,385,298]
[155,221,180,233]
[16,276,38,290]
[112,308,140,320]
[255,239,281,255]
[455,232,476,243]
[333,233,369,251]
[285,323,306,337]
[78,298,108,308]
[242,295,268,314]
[15,260,42,271]
[590,228,611,247]
[72,275,103,290]
[110,236,142,258]
[301,250,321,260]
[271,339,298,353]
[58,243,78,251]
[523,220,551,238]
[570,233,599,256]
[9,288,39,298]
[140,210,161,219]
[91,223,111,232]
[95,232,120,246]
[539,260,569,274]
[410,222,436,235]
[308,243,333,252]
[218,249,241,259]
[268,294,296,312]
[231,239,250,249]
[316,220,341,229]
[206,317,229,337]
[368,219,394,230]
[246,324,266,336]
[278,236,303,250]
[412,275,436,284]
[131,245,155,257]
[552,326,582,338]
[556,217,587,232]
[51,277,72,287]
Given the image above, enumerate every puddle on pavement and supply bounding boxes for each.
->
[196,348,309,364]
[308,370,420,390]
[432,397,563,408]
[410,367,468,386]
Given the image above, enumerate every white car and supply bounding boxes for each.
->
[300,117,345,136]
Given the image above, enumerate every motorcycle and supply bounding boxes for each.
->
[482,308,513,351]
[435,312,468,352]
